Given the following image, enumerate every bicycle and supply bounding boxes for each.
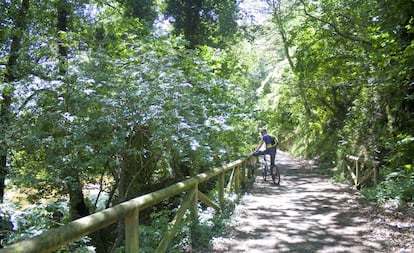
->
[260,154,280,185]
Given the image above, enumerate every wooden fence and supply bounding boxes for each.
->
[0,157,253,253]
[343,154,379,189]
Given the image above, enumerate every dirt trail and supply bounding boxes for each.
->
[209,151,388,253]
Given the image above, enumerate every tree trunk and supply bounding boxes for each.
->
[119,125,157,201]
[56,0,85,221]
[0,0,30,203]
[55,1,108,252]
[110,125,159,249]
[271,1,295,72]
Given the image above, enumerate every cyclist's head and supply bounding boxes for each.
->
[260,129,267,135]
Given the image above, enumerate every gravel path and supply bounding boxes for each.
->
[208,151,391,253]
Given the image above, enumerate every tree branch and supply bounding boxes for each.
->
[299,0,372,46]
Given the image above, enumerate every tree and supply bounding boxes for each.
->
[2,0,254,249]
[0,0,30,203]
[118,0,158,28]
[267,0,298,72]
[165,0,239,48]
[267,0,413,201]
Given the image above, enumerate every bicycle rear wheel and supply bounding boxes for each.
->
[271,165,280,185]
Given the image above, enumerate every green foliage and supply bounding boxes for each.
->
[379,171,414,203]
[1,0,254,249]
[121,0,158,27]
[369,135,414,203]
[188,199,238,251]
[15,202,68,231]
[2,0,412,251]
[0,202,84,248]
[7,6,252,202]
[0,203,14,243]
[260,0,414,203]
[165,0,239,48]
[139,209,179,252]
[0,1,253,253]
[361,169,414,204]
[136,199,237,252]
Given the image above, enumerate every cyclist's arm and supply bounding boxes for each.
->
[255,140,264,152]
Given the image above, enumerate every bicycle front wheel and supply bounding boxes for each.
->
[271,165,280,185]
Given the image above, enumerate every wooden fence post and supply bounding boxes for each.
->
[242,161,248,187]
[342,157,346,177]
[190,183,199,221]
[374,165,379,185]
[355,160,359,186]
[234,166,240,193]
[218,172,225,207]
[226,168,235,194]
[125,209,139,253]
[190,184,199,247]
[156,191,195,253]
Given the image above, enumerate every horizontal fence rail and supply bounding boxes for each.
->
[343,154,379,189]
[1,157,253,253]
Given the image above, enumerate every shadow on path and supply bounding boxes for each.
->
[209,151,386,253]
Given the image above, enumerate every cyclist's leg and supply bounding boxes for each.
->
[264,148,275,176]
[269,150,276,168]
[269,148,280,184]
[254,150,267,164]
[253,150,266,156]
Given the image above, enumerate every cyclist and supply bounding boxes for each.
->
[253,129,278,169]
